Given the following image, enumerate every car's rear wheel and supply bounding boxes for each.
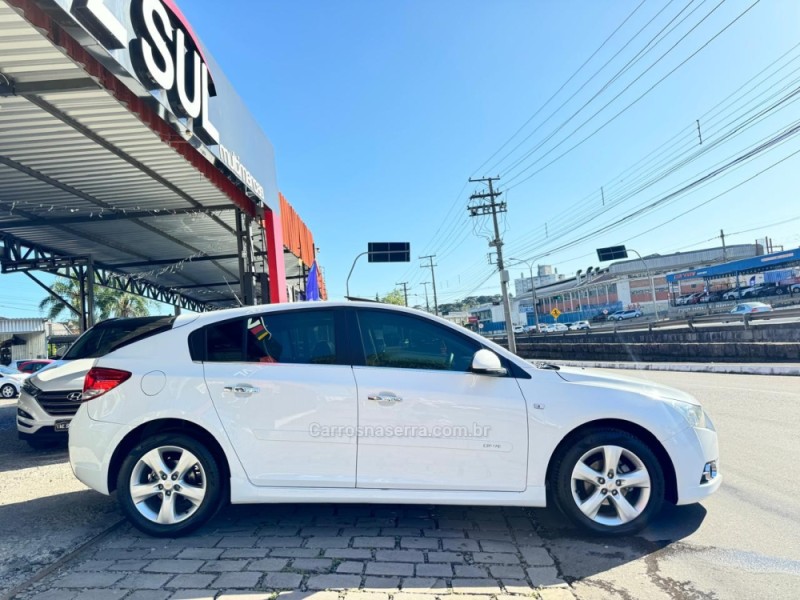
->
[1,383,17,399]
[551,428,664,536]
[117,433,225,537]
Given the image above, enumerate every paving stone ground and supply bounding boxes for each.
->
[13,504,576,600]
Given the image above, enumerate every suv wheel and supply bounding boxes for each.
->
[117,433,225,537]
[551,428,665,535]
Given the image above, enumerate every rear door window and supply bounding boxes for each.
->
[192,309,344,365]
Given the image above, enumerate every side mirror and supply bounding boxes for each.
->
[471,349,507,377]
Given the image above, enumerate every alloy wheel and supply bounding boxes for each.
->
[570,444,651,527]
[129,445,207,525]
[1,384,16,398]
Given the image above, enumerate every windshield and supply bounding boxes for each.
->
[0,366,21,375]
[63,316,175,360]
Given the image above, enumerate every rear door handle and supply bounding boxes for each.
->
[368,392,403,403]
[224,384,260,394]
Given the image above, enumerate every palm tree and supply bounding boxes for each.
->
[106,292,151,317]
[39,278,151,325]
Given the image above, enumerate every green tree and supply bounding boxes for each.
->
[380,289,407,306]
[39,278,151,325]
[104,291,151,318]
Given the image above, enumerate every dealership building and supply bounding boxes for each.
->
[0,0,324,340]
[471,243,800,331]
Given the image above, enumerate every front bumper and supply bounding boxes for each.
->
[663,422,722,505]
[16,389,71,436]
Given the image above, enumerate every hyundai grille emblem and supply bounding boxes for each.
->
[67,392,83,402]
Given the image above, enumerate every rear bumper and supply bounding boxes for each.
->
[68,406,128,495]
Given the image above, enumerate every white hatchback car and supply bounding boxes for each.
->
[69,302,720,537]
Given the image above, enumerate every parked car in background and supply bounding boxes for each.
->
[722,286,761,300]
[67,302,721,537]
[17,316,176,449]
[608,309,643,321]
[675,294,698,305]
[550,323,569,332]
[591,312,609,322]
[568,320,591,330]
[512,325,525,334]
[698,291,725,303]
[742,284,774,298]
[755,283,792,297]
[15,359,55,375]
[0,365,25,399]
[730,302,773,315]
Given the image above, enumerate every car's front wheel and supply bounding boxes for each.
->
[551,428,665,535]
[1,383,17,399]
[117,433,225,537]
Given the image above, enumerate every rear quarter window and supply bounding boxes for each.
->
[63,317,175,359]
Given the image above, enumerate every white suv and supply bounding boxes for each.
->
[17,316,175,449]
[69,302,720,537]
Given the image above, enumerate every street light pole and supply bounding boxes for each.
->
[508,257,540,332]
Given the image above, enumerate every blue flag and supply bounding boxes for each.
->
[305,260,321,301]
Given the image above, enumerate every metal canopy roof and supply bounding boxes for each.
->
[0,1,268,310]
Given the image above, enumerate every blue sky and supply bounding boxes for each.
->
[3,0,800,317]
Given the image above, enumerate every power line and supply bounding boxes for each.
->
[472,0,650,177]
[493,0,706,178]
[504,0,762,190]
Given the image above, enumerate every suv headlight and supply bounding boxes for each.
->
[668,399,706,428]
[21,379,40,397]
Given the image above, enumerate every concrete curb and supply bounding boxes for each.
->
[542,360,800,376]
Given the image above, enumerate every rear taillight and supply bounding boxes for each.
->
[82,367,132,401]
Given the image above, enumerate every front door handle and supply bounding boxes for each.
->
[368,392,403,403]
[224,384,260,395]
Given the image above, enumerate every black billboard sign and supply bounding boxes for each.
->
[367,243,410,263]
[596,245,629,262]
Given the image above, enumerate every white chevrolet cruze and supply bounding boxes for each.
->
[69,302,721,537]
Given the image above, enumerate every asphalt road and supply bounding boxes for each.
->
[0,370,798,599]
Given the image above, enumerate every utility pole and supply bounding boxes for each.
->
[468,176,516,354]
[720,229,728,262]
[396,281,409,307]
[419,255,439,315]
[421,281,431,313]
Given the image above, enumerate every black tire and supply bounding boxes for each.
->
[551,428,665,536]
[117,433,226,537]
[1,383,17,399]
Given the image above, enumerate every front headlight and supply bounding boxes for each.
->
[668,399,707,428]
